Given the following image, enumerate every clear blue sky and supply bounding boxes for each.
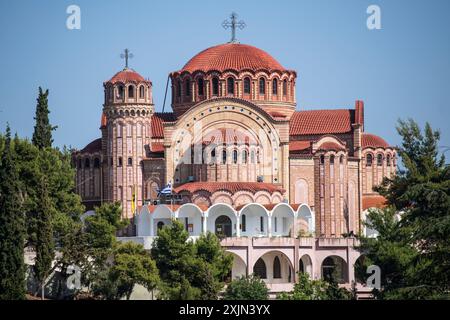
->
[0,0,449,153]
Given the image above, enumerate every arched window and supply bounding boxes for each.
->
[366,154,373,167]
[243,77,251,94]
[185,79,191,97]
[118,157,123,167]
[222,150,227,164]
[250,150,255,164]
[211,148,216,161]
[128,157,133,166]
[84,158,90,168]
[117,85,124,99]
[272,78,278,95]
[340,155,344,164]
[157,221,164,235]
[139,86,145,99]
[233,150,238,164]
[78,159,82,169]
[283,80,287,96]
[177,80,182,97]
[227,77,235,94]
[320,155,325,165]
[241,214,246,232]
[197,78,204,96]
[387,154,391,167]
[330,155,335,164]
[253,258,267,279]
[377,154,383,166]
[273,257,281,279]
[94,158,100,168]
[242,150,248,164]
[212,78,219,95]
[259,78,266,95]
[128,85,134,98]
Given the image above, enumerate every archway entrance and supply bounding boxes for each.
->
[321,256,347,284]
[215,215,232,237]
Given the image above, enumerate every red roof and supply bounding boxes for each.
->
[289,141,311,153]
[290,110,353,136]
[173,182,285,194]
[235,203,303,211]
[79,138,101,154]
[151,113,176,138]
[106,68,146,84]
[269,111,287,118]
[180,43,287,73]
[145,204,209,213]
[151,142,164,153]
[362,133,390,149]
[362,195,387,211]
[317,141,346,151]
[202,128,257,145]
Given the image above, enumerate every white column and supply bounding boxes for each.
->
[236,213,241,237]
[202,215,207,234]
[150,217,154,237]
[268,214,272,237]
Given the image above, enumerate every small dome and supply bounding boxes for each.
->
[362,133,390,149]
[180,43,287,73]
[106,68,146,84]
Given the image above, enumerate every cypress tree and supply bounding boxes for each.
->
[33,176,54,300]
[0,124,26,299]
[32,87,56,149]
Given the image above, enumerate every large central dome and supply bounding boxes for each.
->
[180,43,286,73]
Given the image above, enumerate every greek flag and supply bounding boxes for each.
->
[158,182,172,196]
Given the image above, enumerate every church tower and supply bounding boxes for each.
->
[102,50,154,218]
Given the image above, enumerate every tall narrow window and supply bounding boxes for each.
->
[241,214,246,232]
[118,85,124,99]
[387,154,391,167]
[274,217,278,232]
[242,150,248,164]
[118,157,123,167]
[197,78,204,96]
[272,78,278,95]
[212,78,219,95]
[78,159,82,169]
[139,86,145,99]
[128,85,134,98]
[94,158,100,168]
[243,77,251,94]
[227,77,235,94]
[320,155,325,165]
[366,154,373,167]
[377,154,383,166]
[222,150,227,164]
[84,158,90,168]
[273,257,281,279]
[253,258,267,279]
[233,150,238,164]
[177,80,181,97]
[128,157,133,166]
[251,150,255,164]
[260,216,264,232]
[259,78,265,95]
[211,148,216,163]
[283,80,287,96]
[185,79,191,96]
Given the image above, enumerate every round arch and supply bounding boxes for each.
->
[240,203,270,237]
[253,250,294,284]
[321,255,348,284]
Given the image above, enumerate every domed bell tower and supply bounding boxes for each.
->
[102,50,154,218]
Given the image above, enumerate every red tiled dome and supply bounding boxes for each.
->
[362,133,390,149]
[180,43,286,73]
[106,68,146,84]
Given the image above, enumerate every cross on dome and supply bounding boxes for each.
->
[222,12,246,43]
[120,48,133,69]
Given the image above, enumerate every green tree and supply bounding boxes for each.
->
[92,241,159,300]
[223,275,269,300]
[32,87,56,149]
[358,119,450,299]
[33,176,55,299]
[0,125,26,300]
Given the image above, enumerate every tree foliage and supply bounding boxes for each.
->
[32,87,56,149]
[223,275,269,300]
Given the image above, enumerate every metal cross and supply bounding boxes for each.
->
[222,12,246,43]
[120,49,133,69]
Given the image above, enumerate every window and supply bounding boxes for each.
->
[227,77,235,94]
[251,150,255,164]
[242,150,248,164]
[320,155,325,165]
[243,77,251,94]
[259,78,265,95]
[118,157,123,167]
[128,157,133,166]
[117,85,124,99]
[212,78,219,95]
[260,216,264,232]
[272,78,278,95]
[185,79,191,96]
[128,85,134,98]
[283,80,287,96]
[241,214,246,232]
[139,86,145,99]
[377,154,383,166]
[233,150,238,164]
[197,78,204,96]
[340,155,344,164]
[94,158,100,168]
[366,154,373,167]
[387,154,391,167]
[78,159,82,169]
[253,258,267,279]
[222,150,227,164]
[84,158,90,168]
[330,155,335,164]
[211,148,216,162]
[274,217,278,232]
[273,257,281,279]
[177,80,181,97]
